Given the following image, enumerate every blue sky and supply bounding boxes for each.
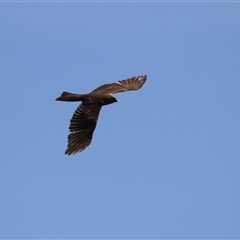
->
[1,2,240,239]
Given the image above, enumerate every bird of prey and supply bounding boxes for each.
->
[56,75,147,155]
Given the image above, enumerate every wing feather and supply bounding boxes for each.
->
[91,75,147,94]
[65,103,101,155]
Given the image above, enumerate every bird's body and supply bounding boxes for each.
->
[56,91,117,105]
[56,75,147,155]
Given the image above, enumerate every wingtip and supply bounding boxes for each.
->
[138,74,147,80]
[137,74,147,83]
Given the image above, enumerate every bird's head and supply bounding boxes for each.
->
[102,95,117,105]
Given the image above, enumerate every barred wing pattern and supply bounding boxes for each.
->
[65,103,101,155]
[91,75,147,94]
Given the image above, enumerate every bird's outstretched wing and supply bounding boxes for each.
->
[65,102,101,155]
[91,75,147,94]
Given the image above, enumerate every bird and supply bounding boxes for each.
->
[56,75,147,155]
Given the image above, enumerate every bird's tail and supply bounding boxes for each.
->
[56,91,85,102]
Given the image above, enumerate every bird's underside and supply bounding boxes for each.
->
[56,75,147,155]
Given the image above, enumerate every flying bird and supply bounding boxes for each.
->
[56,75,147,155]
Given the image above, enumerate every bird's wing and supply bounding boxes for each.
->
[65,102,102,155]
[91,75,147,94]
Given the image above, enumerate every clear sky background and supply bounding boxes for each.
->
[1,2,240,239]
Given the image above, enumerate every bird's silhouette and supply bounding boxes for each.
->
[56,75,147,155]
